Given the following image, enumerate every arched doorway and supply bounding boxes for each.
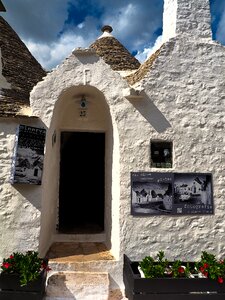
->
[38,85,117,255]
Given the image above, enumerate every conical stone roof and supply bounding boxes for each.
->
[0,16,46,117]
[90,25,140,71]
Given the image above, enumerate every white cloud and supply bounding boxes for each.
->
[3,0,68,42]
[136,35,163,63]
[25,31,91,70]
[2,0,164,69]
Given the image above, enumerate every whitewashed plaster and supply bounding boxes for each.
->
[30,52,130,259]
[122,37,225,261]
[30,0,225,288]
[0,118,43,261]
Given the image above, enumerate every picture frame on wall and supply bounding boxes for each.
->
[173,173,213,215]
[131,172,213,216]
[10,125,46,185]
[131,172,173,215]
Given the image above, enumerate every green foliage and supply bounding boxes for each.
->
[1,251,50,286]
[195,251,225,283]
[140,251,169,278]
[139,251,225,283]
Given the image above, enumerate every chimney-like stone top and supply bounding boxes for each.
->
[101,25,113,33]
[98,25,113,39]
[162,0,212,42]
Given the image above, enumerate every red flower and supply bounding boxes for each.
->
[203,271,208,277]
[203,263,209,269]
[9,255,14,259]
[199,266,205,273]
[218,277,224,284]
[45,266,51,271]
[41,262,51,272]
[178,266,185,274]
[2,262,11,269]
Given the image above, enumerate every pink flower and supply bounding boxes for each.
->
[9,255,14,259]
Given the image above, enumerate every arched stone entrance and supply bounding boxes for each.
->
[38,85,118,255]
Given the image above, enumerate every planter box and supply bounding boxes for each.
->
[123,255,225,300]
[0,270,47,300]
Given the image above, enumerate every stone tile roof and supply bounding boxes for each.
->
[125,48,161,86]
[0,16,46,118]
[90,26,140,71]
[0,1,6,12]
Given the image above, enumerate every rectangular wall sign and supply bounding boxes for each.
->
[131,172,213,216]
[10,125,46,185]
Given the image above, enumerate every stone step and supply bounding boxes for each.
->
[47,242,117,274]
[45,271,109,300]
[49,258,118,273]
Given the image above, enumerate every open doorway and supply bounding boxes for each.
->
[58,131,105,234]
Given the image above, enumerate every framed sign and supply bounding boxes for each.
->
[131,172,173,215]
[10,125,46,185]
[131,172,213,216]
[173,173,213,215]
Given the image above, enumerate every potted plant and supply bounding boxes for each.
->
[123,251,225,300]
[0,251,50,300]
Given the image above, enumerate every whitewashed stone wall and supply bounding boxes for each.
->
[122,37,225,262]
[29,34,225,289]
[0,119,43,261]
[3,0,223,291]
[30,52,129,259]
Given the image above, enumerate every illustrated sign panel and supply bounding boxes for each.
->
[131,172,213,216]
[10,125,46,185]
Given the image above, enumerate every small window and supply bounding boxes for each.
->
[151,141,172,168]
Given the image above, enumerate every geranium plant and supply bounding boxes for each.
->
[1,251,51,286]
[139,251,225,283]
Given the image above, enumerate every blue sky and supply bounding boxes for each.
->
[1,0,225,70]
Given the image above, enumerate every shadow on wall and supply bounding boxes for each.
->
[73,51,100,65]
[46,274,75,299]
[131,92,171,133]
[108,276,124,299]
[12,184,42,211]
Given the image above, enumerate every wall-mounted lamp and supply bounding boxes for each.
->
[80,95,87,109]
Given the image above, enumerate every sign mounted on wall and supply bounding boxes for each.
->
[10,125,46,185]
[131,172,213,216]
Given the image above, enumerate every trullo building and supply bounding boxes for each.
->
[0,0,225,298]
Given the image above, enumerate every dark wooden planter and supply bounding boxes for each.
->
[0,270,47,300]
[123,255,225,300]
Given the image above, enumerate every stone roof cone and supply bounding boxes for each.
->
[0,16,46,117]
[90,25,140,71]
[0,0,6,12]
[162,0,212,42]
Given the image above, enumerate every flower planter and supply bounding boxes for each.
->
[0,269,47,300]
[123,255,225,300]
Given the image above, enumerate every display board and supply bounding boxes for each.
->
[131,172,213,215]
[10,125,46,185]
